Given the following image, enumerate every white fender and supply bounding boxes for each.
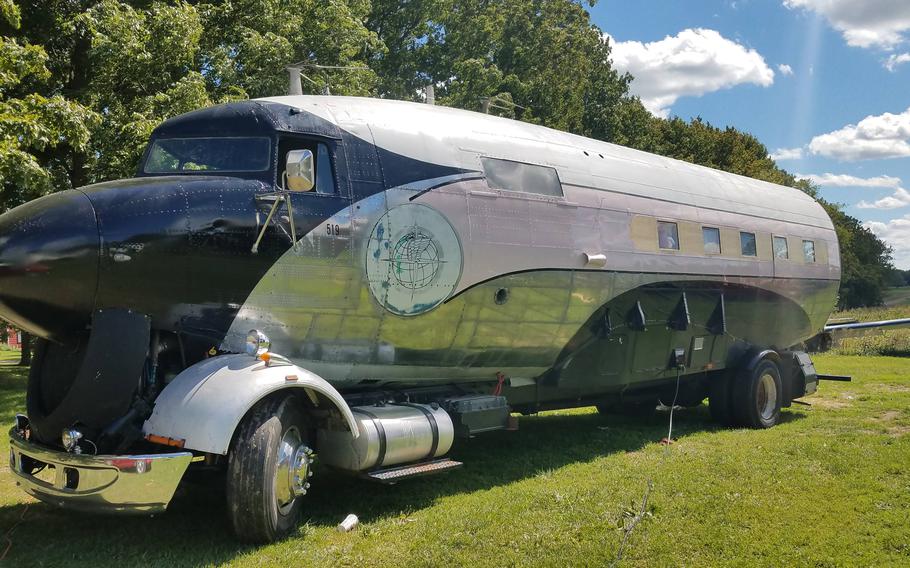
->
[142,354,358,455]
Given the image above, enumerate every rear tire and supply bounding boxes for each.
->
[732,359,783,429]
[226,395,314,543]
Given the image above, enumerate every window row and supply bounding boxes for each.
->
[657,221,818,263]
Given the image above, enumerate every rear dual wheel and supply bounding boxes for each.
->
[709,358,782,429]
[227,395,314,543]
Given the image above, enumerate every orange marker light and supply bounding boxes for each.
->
[259,352,271,364]
[145,434,186,448]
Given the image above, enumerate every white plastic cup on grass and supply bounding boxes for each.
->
[337,514,359,532]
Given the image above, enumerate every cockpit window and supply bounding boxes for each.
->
[143,137,271,173]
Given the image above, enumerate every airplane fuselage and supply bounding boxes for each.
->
[0,95,840,408]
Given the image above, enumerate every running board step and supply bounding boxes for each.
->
[363,458,463,484]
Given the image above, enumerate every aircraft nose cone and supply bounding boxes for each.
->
[0,190,99,339]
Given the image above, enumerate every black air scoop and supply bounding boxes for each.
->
[0,190,100,339]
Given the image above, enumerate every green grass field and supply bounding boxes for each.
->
[0,351,907,566]
[830,301,910,358]
[883,287,910,308]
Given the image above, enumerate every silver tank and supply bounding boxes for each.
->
[317,403,454,472]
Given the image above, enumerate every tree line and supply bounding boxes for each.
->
[0,0,895,310]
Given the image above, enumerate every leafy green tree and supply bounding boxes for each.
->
[379,0,625,133]
[822,203,893,308]
[4,0,381,190]
[199,0,381,100]
[76,0,211,180]
[0,3,97,209]
[365,0,444,100]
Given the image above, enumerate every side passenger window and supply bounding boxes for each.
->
[658,221,679,250]
[803,240,816,263]
[702,227,721,254]
[740,232,757,257]
[278,137,336,195]
[773,236,789,260]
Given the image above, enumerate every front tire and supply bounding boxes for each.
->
[732,359,783,429]
[226,395,314,543]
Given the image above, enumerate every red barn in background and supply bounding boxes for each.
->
[5,327,20,348]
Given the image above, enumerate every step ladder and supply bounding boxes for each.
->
[362,458,463,484]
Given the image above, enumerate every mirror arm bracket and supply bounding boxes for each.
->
[251,172,299,254]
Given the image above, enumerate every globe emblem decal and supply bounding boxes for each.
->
[366,204,462,316]
[390,230,442,290]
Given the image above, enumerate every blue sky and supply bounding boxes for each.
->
[587,1,910,268]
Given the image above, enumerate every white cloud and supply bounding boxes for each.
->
[797,173,902,188]
[784,0,910,50]
[885,53,910,71]
[808,107,910,161]
[865,216,910,269]
[799,172,910,210]
[857,188,910,210]
[770,147,804,160]
[778,63,794,76]
[607,28,775,118]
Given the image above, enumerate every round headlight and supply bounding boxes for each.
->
[62,427,83,452]
[245,329,271,357]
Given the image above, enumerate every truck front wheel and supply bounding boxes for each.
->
[226,395,314,543]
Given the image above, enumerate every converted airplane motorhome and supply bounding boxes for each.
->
[4,96,838,542]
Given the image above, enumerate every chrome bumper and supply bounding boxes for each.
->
[9,428,192,514]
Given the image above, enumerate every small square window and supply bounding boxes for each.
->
[773,236,789,260]
[481,157,563,197]
[740,232,757,257]
[702,227,721,254]
[803,240,816,263]
[658,221,680,250]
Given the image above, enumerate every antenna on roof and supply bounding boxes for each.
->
[285,62,371,96]
[287,68,303,96]
[483,93,526,113]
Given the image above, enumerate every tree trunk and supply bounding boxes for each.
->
[18,332,32,366]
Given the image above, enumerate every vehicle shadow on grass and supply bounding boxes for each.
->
[301,406,806,527]
[0,369,806,566]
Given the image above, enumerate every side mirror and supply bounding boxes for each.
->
[285,149,315,191]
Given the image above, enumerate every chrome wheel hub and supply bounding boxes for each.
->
[757,373,778,421]
[275,427,314,514]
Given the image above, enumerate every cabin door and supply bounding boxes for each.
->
[277,135,357,310]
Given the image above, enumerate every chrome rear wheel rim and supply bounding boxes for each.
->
[757,373,778,421]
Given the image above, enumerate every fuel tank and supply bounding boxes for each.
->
[317,403,455,471]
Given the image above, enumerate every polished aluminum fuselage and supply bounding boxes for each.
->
[218,96,840,392]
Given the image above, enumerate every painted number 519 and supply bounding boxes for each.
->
[326,224,340,236]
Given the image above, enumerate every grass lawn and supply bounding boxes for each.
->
[883,287,910,308]
[0,353,907,566]
[830,303,910,358]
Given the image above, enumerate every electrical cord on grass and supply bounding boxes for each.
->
[612,363,683,567]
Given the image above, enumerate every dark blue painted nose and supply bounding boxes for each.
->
[0,190,99,339]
